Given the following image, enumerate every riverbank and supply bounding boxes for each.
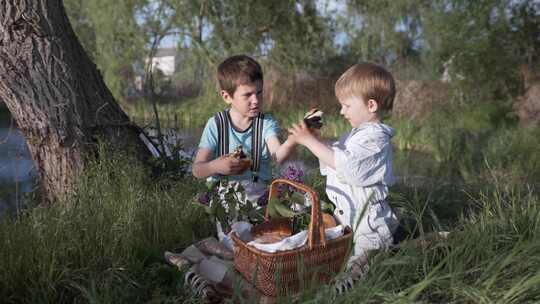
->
[1,150,539,303]
[2,99,540,302]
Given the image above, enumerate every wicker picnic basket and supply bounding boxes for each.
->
[231,178,353,297]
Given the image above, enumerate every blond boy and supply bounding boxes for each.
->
[289,62,399,293]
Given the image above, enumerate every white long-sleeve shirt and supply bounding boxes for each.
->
[321,122,398,259]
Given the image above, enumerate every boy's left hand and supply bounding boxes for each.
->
[288,120,316,146]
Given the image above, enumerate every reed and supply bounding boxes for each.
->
[0,152,212,303]
[1,100,540,303]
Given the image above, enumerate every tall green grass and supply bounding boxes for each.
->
[125,96,225,130]
[0,153,212,303]
[127,95,539,182]
[275,178,538,303]
[3,94,540,302]
[1,145,538,303]
[335,186,540,304]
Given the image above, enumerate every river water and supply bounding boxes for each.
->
[0,110,37,218]
[0,108,203,218]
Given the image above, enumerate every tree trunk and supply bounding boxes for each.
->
[0,0,152,202]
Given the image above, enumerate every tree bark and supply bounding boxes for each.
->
[0,0,152,202]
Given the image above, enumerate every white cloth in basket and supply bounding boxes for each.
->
[247,225,345,253]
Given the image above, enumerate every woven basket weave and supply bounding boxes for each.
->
[231,179,352,297]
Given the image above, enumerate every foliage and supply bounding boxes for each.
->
[266,188,335,234]
[195,180,265,232]
[343,0,424,65]
[64,0,146,101]
[63,0,539,112]
[169,0,338,69]
[421,0,540,99]
[2,149,540,302]
[0,152,212,303]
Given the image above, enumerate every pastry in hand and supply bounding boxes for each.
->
[230,145,247,159]
[303,108,323,129]
[229,145,251,171]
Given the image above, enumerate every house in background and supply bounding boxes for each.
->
[134,47,180,92]
[147,47,179,77]
[132,47,199,99]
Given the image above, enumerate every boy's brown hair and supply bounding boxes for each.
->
[217,55,263,96]
[335,62,396,114]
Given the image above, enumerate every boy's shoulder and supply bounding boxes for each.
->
[261,112,278,123]
[350,122,395,142]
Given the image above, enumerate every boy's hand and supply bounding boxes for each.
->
[311,128,322,140]
[214,155,248,175]
[288,120,316,146]
[289,120,335,169]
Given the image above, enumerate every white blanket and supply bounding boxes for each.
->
[247,225,345,253]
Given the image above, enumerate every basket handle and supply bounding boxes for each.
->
[266,178,326,249]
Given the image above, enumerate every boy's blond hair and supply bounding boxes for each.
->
[335,63,396,114]
[217,55,263,96]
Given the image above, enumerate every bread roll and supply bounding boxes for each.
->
[322,213,337,229]
[303,108,323,129]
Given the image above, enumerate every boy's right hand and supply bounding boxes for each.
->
[214,155,248,175]
[288,120,317,146]
[311,128,322,140]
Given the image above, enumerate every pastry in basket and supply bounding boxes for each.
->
[253,232,288,244]
[228,145,252,172]
[251,217,292,244]
[322,213,337,229]
[303,108,323,129]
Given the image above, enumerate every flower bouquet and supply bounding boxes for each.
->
[266,161,335,234]
[196,179,266,233]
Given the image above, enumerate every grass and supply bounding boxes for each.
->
[0,153,213,303]
[1,145,539,303]
[3,154,538,303]
[123,92,226,131]
[2,95,540,302]
[124,92,539,183]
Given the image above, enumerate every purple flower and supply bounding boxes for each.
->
[257,190,269,206]
[279,161,306,193]
[280,161,305,183]
[197,192,211,205]
[276,184,286,196]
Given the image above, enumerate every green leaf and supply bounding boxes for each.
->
[215,203,226,223]
[274,200,297,218]
[289,192,305,206]
[206,181,218,190]
[266,198,280,218]
[248,208,265,223]
[321,200,335,213]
